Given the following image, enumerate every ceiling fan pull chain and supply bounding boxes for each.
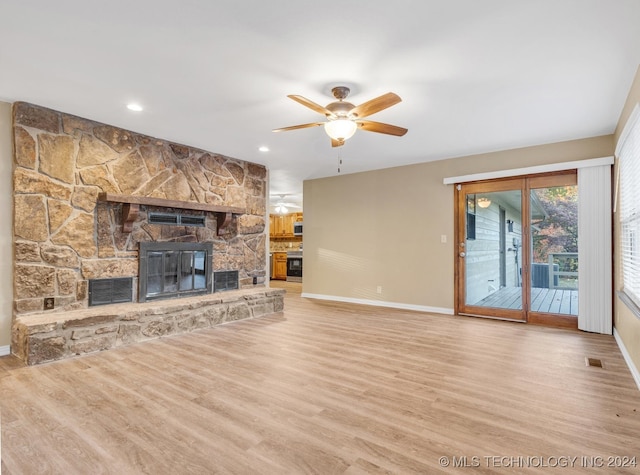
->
[338,150,343,173]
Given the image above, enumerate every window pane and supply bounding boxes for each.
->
[193,251,207,290]
[147,252,163,295]
[619,107,640,306]
[164,251,179,293]
[180,251,194,291]
[465,190,523,310]
[530,185,578,316]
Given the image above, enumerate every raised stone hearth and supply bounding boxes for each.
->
[13,287,285,365]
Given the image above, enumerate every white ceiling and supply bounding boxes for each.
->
[2,1,639,212]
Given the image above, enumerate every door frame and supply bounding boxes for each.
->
[526,173,578,329]
[455,178,528,322]
[454,172,578,328]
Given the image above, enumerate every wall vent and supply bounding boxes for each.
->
[89,278,133,306]
[180,215,206,226]
[148,212,205,227]
[214,271,239,292]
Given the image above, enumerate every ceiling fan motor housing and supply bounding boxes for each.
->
[326,101,355,119]
[331,86,350,100]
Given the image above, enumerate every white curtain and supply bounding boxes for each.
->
[577,165,612,334]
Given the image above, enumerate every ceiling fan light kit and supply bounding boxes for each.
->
[324,119,357,142]
[273,86,407,147]
[271,194,300,214]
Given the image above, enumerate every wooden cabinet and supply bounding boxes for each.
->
[273,252,288,280]
[269,212,302,238]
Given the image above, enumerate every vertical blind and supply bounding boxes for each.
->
[618,104,640,310]
[577,165,612,334]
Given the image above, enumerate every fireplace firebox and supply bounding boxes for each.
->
[139,242,213,302]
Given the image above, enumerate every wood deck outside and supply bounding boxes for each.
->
[474,286,579,315]
[1,281,637,474]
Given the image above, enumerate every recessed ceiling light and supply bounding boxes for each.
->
[126,103,143,112]
[258,146,269,152]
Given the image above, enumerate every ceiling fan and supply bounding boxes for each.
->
[271,194,300,214]
[273,86,408,147]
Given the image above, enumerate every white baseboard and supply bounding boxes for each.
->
[0,345,10,357]
[614,328,640,391]
[301,293,454,315]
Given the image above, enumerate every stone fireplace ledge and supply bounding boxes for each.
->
[12,287,285,366]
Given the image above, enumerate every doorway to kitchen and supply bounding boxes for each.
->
[455,172,578,328]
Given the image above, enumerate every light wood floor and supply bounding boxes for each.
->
[1,281,639,474]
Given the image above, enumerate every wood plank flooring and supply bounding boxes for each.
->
[1,281,639,474]
[475,286,579,315]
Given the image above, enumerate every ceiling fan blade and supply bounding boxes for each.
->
[288,95,332,116]
[331,138,344,147]
[273,122,324,132]
[350,92,402,119]
[357,120,408,136]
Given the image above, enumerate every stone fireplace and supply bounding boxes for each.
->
[12,101,268,315]
[138,241,213,302]
[11,102,283,365]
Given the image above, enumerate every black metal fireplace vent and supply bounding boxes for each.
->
[214,271,239,292]
[148,212,206,227]
[89,278,133,306]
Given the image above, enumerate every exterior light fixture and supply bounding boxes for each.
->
[477,197,492,208]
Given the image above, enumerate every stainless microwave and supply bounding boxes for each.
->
[293,221,303,236]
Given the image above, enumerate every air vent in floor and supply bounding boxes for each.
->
[585,357,604,368]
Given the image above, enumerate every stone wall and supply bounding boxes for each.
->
[13,102,268,315]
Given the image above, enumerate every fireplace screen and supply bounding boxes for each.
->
[139,242,213,302]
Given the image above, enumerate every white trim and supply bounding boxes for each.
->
[301,293,454,315]
[443,156,614,185]
[0,345,10,357]
[614,328,640,391]
[615,103,640,157]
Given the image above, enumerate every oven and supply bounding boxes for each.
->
[286,251,302,282]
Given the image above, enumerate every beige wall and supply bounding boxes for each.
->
[303,135,613,312]
[0,101,13,350]
[613,65,640,376]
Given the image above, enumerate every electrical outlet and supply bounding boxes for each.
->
[376,285,382,294]
[441,234,447,243]
[253,276,257,285]
[44,297,55,310]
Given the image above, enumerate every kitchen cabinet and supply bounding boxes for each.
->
[273,252,288,280]
[269,212,302,238]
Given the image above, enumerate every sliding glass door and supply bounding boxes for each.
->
[527,175,578,328]
[456,173,578,328]
[456,179,526,321]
